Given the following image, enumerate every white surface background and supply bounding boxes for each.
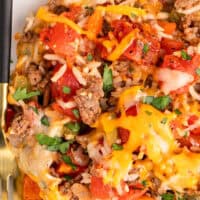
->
[11,0,47,69]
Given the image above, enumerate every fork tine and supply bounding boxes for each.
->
[7,175,13,200]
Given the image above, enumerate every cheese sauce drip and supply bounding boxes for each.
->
[95,86,200,191]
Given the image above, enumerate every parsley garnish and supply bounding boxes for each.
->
[161,117,168,124]
[41,116,50,126]
[13,88,40,101]
[184,131,189,138]
[161,193,174,200]
[65,175,72,181]
[145,110,152,116]
[63,86,71,94]
[30,106,39,114]
[10,59,14,64]
[196,68,200,76]
[65,122,80,134]
[174,109,182,115]
[87,53,93,61]
[141,180,147,187]
[143,43,149,54]
[144,96,171,110]
[181,50,191,60]
[103,65,113,94]
[72,109,80,119]
[85,6,94,16]
[112,143,123,150]
[62,155,77,170]
[131,13,136,18]
[35,134,73,154]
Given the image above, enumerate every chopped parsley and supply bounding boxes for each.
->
[35,134,73,154]
[195,68,200,76]
[65,122,80,134]
[141,180,147,187]
[184,131,189,138]
[181,50,191,60]
[103,65,113,94]
[161,193,175,200]
[41,116,50,127]
[85,6,94,16]
[63,86,71,94]
[143,43,149,54]
[13,88,40,101]
[161,117,168,124]
[10,59,14,64]
[145,110,152,116]
[112,143,123,150]
[72,109,80,119]
[65,175,72,181]
[174,109,182,115]
[62,155,77,170]
[87,53,93,61]
[30,106,39,114]
[144,96,171,111]
[131,12,136,18]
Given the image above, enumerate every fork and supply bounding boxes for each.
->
[0,0,19,199]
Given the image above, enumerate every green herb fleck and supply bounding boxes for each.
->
[35,134,73,153]
[112,143,123,151]
[145,110,152,116]
[174,109,182,115]
[161,193,174,200]
[151,96,171,110]
[87,53,93,61]
[41,116,50,127]
[141,180,147,187]
[36,134,62,146]
[30,106,39,114]
[65,175,72,181]
[131,12,136,18]
[23,48,31,56]
[85,6,94,16]
[181,50,191,60]
[10,59,14,64]
[143,96,154,104]
[103,65,113,94]
[161,117,168,124]
[143,43,149,54]
[184,131,189,138]
[72,109,80,119]
[13,88,40,101]
[196,68,200,76]
[63,86,71,94]
[65,122,80,134]
[62,155,77,170]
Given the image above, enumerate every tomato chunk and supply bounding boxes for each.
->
[40,23,79,58]
[118,127,130,144]
[51,65,81,101]
[161,38,183,54]
[5,107,15,131]
[90,177,113,199]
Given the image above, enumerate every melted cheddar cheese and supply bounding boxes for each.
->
[95,86,200,191]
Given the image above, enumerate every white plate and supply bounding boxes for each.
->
[11,0,47,69]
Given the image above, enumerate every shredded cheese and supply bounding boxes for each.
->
[107,29,139,61]
[51,64,67,82]
[94,86,200,191]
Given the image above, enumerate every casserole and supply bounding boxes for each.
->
[4,0,200,199]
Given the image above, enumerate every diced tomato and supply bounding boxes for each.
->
[124,35,160,65]
[188,115,198,125]
[112,20,133,41]
[5,107,16,131]
[51,65,81,101]
[62,5,82,21]
[90,177,113,199]
[123,40,143,64]
[118,127,130,144]
[161,38,184,54]
[126,105,138,116]
[23,175,41,200]
[40,23,79,60]
[162,54,200,76]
